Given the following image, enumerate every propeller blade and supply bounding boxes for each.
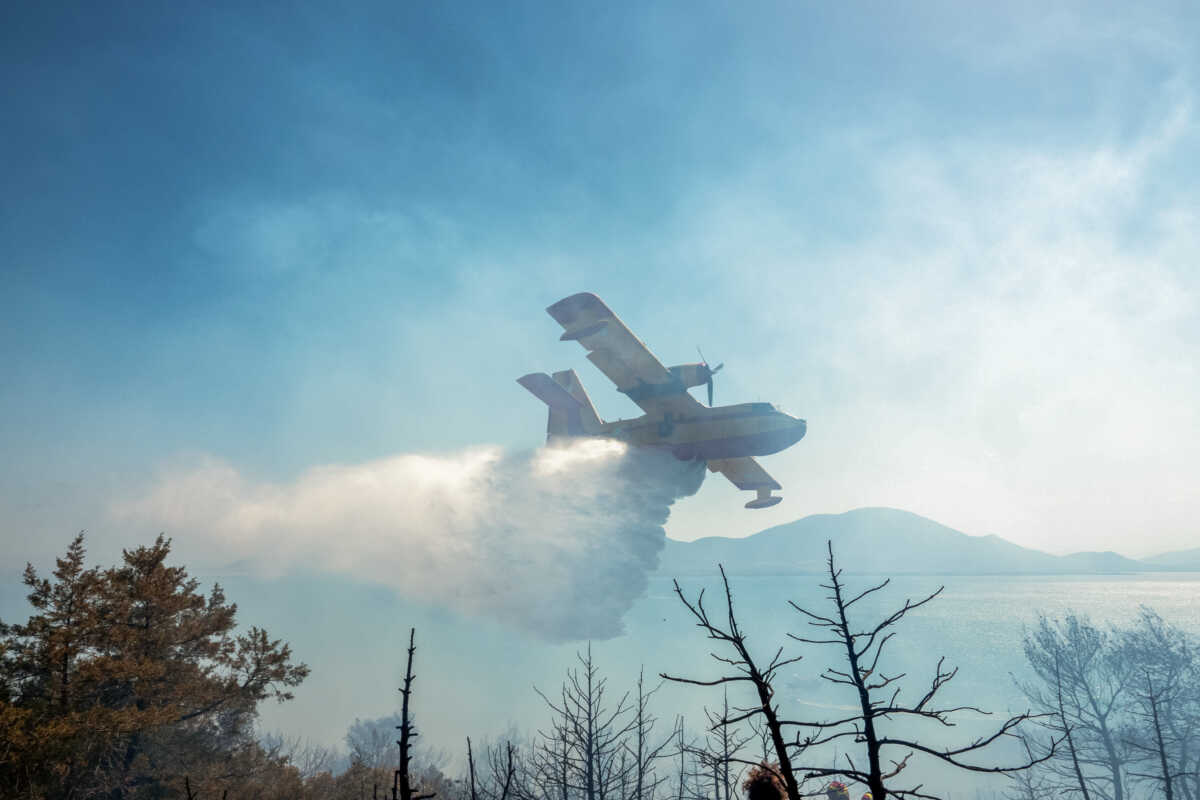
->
[698,347,721,405]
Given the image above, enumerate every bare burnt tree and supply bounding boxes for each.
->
[1118,608,1200,800]
[663,549,1053,800]
[1046,647,1094,800]
[696,690,753,800]
[1020,614,1133,800]
[261,734,337,779]
[671,717,731,800]
[541,734,571,800]
[468,738,481,800]
[693,749,723,800]
[660,566,806,800]
[999,735,1058,800]
[474,740,520,800]
[672,720,700,800]
[528,717,573,800]
[628,668,676,800]
[679,743,723,800]
[748,714,778,768]
[786,541,1055,799]
[535,644,637,800]
[351,717,406,771]
[1122,672,1178,800]
[679,709,743,800]
[396,628,436,800]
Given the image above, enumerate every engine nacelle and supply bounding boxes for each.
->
[668,363,711,389]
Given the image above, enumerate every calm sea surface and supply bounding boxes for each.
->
[626,572,1200,711]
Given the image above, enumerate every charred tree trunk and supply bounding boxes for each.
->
[396,628,434,800]
[1148,674,1176,800]
[1055,649,1092,800]
[468,737,479,800]
[661,566,805,800]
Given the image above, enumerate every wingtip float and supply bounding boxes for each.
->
[519,292,806,510]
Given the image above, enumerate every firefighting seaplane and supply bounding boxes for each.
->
[518,292,806,509]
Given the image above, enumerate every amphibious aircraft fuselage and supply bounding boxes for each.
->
[518,292,807,509]
[593,401,806,462]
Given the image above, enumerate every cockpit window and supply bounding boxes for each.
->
[749,402,774,414]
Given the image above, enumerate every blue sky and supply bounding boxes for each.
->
[3,0,1199,569]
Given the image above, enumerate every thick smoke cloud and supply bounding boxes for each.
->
[117,440,704,641]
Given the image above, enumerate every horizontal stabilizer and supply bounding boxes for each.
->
[560,320,609,341]
[517,373,582,411]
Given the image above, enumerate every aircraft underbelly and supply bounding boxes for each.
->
[600,413,805,460]
[668,417,806,460]
[693,428,800,459]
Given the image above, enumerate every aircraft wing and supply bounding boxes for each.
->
[546,292,704,416]
[707,457,782,492]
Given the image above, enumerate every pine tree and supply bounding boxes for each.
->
[0,533,310,799]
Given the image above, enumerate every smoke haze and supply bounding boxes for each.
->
[117,440,705,640]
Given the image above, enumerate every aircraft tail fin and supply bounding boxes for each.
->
[551,370,603,431]
[517,370,604,440]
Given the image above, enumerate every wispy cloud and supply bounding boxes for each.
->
[664,81,1199,555]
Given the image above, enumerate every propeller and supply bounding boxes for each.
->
[697,347,724,406]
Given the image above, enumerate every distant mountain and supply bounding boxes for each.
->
[1141,547,1200,571]
[659,507,1152,576]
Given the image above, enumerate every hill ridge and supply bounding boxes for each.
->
[660,507,1160,576]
